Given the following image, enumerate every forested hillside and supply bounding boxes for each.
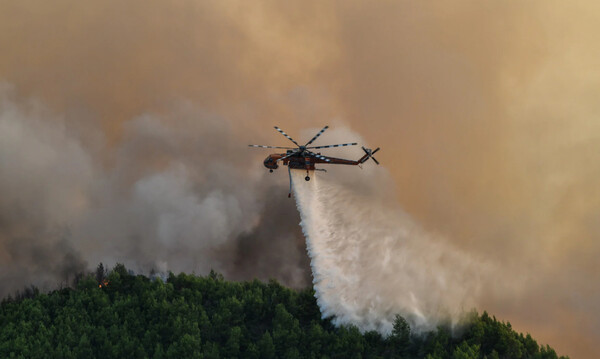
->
[0,264,568,359]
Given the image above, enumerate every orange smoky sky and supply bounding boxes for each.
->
[1,1,600,358]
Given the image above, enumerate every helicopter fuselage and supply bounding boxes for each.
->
[264,149,361,172]
[263,152,317,171]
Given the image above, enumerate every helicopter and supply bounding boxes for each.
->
[249,126,380,196]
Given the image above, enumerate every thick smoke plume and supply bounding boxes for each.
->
[0,84,309,296]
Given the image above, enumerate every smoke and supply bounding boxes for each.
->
[0,84,90,291]
[292,168,493,333]
[0,83,308,296]
[1,1,600,357]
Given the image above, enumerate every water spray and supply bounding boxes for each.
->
[290,169,484,334]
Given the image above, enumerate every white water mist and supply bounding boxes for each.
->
[291,169,486,334]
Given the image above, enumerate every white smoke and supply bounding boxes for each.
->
[0,84,310,296]
[291,168,490,334]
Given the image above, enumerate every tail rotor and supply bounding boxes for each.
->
[360,146,380,165]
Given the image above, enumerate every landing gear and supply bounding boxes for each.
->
[269,169,273,173]
[305,176,310,181]
[288,166,292,198]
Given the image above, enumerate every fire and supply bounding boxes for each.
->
[98,279,109,288]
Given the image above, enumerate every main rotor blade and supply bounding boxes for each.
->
[274,126,300,147]
[306,142,358,149]
[307,151,331,162]
[248,145,296,149]
[277,151,298,162]
[304,125,329,146]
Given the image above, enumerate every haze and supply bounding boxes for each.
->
[1,1,599,358]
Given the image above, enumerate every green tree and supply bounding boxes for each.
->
[272,304,301,353]
[96,263,107,285]
[453,341,480,359]
[225,326,242,357]
[258,332,276,359]
[391,314,411,356]
[0,265,571,359]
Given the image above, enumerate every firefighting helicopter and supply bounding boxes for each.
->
[249,126,380,196]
